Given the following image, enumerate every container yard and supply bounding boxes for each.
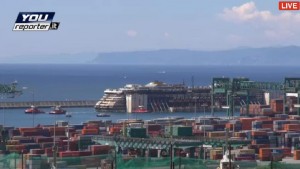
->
[0,112,300,168]
[1,77,300,168]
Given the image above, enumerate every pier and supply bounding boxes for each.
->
[0,100,97,108]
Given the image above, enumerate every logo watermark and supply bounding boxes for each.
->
[279,1,300,10]
[13,12,60,31]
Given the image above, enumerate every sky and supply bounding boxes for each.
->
[0,0,300,61]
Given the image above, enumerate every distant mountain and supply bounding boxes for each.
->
[93,46,300,65]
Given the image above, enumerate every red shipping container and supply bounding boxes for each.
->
[90,145,111,155]
[147,125,161,132]
[82,129,99,135]
[35,137,53,143]
[251,131,267,136]
[284,124,300,131]
[59,151,80,157]
[19,127,42,133]
[79,151,92,156]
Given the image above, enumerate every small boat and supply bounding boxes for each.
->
[97,113,110,117]
[25,105,45,114]
[49,106,66,115]
[132,105,148,113]
[65,112,72,118]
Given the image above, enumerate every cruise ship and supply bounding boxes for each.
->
[95,81,265,113]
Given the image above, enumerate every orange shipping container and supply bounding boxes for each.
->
[294,150,300,160]
[259,148,271,158]
[82,129,99,135]
[271,99,283,112]
[284,124,300,131]
[234,132,246,138]
[46,127,66,132]
[240,117,268,130]
[251,131,267,136]
[109,127,121,134]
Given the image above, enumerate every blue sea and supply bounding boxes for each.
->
[0,64,300,127]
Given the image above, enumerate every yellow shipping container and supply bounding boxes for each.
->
[238,149,255,155]
[209,149,223,159]
[208,131,232,138]
[7,140,20,145]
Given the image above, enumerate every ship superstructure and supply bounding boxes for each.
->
[95,88,126,112]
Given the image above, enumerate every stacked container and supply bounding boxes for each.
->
[240,117,268,130]
[294,150,300,160]
[252,120,273,130]
[284,124,300,131]
[127,128,147,138]
[285,133,300,147]
[273,120,300,131]
[208,131,230,139]
[210,149,223,160]
[235,149,255,161]
[90,145,111,155]
[225,120,242,132]
[251,131,269,145]
[146,124,161,137]
[271,99,283,113]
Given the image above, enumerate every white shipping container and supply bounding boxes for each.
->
[128,123,143,128]
[199,125,214,131]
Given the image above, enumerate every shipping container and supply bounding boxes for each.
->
[127,128,147,138]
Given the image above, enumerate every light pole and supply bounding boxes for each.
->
[202,103,207,162]
[66,114,71,151]
[1,96,5,126]
[22,87,36,127]
[221,107,234,169]
[222,106,230,119]
[53,114,57,168]
[193,97,198,120]
[32,89,35,127]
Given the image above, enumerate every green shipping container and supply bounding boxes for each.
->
[127,128,147,138]
[164,126,192,137]
[173,126,192,137]
[78,140,93,150]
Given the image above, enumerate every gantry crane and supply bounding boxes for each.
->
[0,81,23,98]
[211,77,283,117]
[284,78,300,115]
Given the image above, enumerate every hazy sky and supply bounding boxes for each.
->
[1,0,300,59]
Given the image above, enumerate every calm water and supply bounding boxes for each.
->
[0,64,299,127]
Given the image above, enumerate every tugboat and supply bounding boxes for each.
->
[96,113,110,117]
[49,106,67,115]
[25,105,45,114]
[132,105,148,113]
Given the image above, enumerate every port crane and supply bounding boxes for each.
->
[0,81,23,98]
[211,77,300,117]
